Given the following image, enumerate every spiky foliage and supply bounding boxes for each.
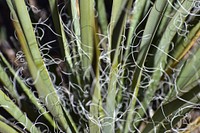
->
[0,0,200,132]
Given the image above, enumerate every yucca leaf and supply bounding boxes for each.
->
[124,0,168,132]
[142,81,200,133]
[89,80,102,133]
[140,0,194,120]
[69,0,82,85]
[89,19,103,132]
[0,89,41,133]
[147,0,193,95]
[79,0,95,78]
[0,57,20,103]
[6,0,77,131]
[48,0,73,69]
[166,23,200,76]
[108,0,127,54]
[119,0,146,106]
[116,1,147,122]
[124,0,147,60]
[96,0,108,35]
[1,0,199,132]
[108,0,134,131]
[143,0,152,16]
[168,32,200,99]
[103,1,131,132]
[70,0,80,41]
[0,120,18,133]
[0,53,57,129]
[155,0,174,38]
[70,0,81,58]
[89,73,102,132]
[0,114,23,132]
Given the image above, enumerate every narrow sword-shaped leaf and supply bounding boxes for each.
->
[0,114,24,132]
[0,89,41,133]
[48,0,73,68]
[124,1,168,132]
[0,58,20,103]
[165,24,200,76]
[89,65,102,132]
[0,53,57,129]
[7,0,77,131]
[79,0,95,79]
[89,19,103,132]
[124,0,147,60]
[142,81,200,133]
[168,32,200,99]
[108,0,127,55]
[147,0,193,98]
[96,0,108,35]
[0,120,19,133]
[140,0,194,121]
[103,1,132,132]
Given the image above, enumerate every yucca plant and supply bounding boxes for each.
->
[0,0,200,132]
